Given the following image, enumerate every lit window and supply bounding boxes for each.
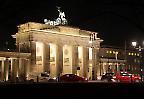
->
[116,51,118,54]
[137,54,139,56]
[113,51,115,54]
[128,53,131,55]
[134,53,137,56]
[137,60,140,63]
[109,51,112,53]
[106,51,109,53]
[131,53,134,56]
[134,59,137,63]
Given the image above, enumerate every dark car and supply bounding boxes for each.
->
[101,73,114,82]
[59,74,88,82]
[41,72,49,77]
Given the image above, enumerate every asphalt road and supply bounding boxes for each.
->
[0,82,143,98]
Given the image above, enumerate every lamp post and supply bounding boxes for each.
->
[115,51,118,73]
[131,41,144,82]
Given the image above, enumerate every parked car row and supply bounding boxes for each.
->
[98,71,141,83]
[35,71,141,83]
[38,72,88,83]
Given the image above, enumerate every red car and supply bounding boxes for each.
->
[112,71,141,83]
[59,74,88,82]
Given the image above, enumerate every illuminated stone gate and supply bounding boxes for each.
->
[13,22,103,80]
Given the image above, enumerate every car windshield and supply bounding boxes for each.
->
[105,73,114,76]
[41,72,49,77]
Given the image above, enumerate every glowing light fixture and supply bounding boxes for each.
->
[132,41,137,47]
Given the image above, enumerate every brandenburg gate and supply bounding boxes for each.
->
[0,7,103,82]
[12,22,103,81]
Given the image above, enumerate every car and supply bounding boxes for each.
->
[48,77,58,82]
[101,72,114,82]
[59,74,88,82]
[112,71,141,83]
[131,74,141,83]
[40,72,50,77]
[39,72,50,82]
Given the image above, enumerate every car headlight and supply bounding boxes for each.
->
[53,77,57,80]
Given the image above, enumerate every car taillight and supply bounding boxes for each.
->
[85,78,88,80]
[139,77,141,79]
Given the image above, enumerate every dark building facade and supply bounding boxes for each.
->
[98,45,141,77]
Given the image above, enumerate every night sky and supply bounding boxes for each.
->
[1,0,144,50]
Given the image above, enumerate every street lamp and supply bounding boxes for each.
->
[131,41,144,82]
[115,51,118,73]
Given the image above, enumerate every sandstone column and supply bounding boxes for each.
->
[56,44,63,77]
[11,58,19,81]
[18,58,23,77]
[72,45,78,74]
[0,60,4,81]
[92,48,97,80]
[24,59,30,80]
[4,58,9,81]
[30,41,36,72]
[43,43,50,73]
[31,41,36,65]
[83,47,89,78]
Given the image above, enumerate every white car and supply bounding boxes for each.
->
[39,72,50,82]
